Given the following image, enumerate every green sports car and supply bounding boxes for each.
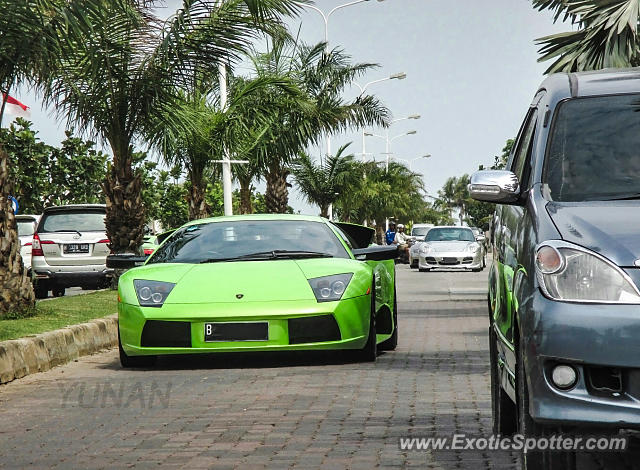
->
[110,214,398,367]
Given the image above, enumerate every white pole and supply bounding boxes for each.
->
[219,62,232,216]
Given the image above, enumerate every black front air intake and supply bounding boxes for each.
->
[141,320,191,347]
[288,315,341,344]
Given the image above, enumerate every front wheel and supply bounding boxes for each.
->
[517,340,574,470]
[52,287,65,297]
[354,283,377,362]
[418,268,430,273]
[34,281,49,299]
[379,285,398,351]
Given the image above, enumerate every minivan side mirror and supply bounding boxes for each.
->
[352,245,398,261]
[468,170,520,204]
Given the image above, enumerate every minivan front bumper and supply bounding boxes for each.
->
[520,290,640,428]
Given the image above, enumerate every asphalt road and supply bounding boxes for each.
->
[0,263,637,469]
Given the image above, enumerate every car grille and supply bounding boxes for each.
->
[141,320,191,347]
[288,315,341,344]
[440,257,460,265]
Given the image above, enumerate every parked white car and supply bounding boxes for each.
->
[16,214,40,272]
[408,224,433,268]
[417,226,485,272]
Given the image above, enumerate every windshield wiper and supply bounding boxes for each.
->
[597,192,640,201]
[52,229,83,237]
[199,250,333,264]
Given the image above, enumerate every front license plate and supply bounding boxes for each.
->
[204,322,269,342]
[64,243,89,253]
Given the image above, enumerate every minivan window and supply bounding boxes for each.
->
[17,221,36,237]
[40,211,106,232]
[510,109,537,188]
[544,94,640,201]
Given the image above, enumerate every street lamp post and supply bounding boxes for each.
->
[299,0,385,221]
[365,128,418,170]
[299,0,385,159]
[354,73,407,161]
[394,154,431,171]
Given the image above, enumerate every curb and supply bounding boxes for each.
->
[0,314,117,385]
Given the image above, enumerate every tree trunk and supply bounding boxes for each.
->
[239,179,253,215]
[187,172,209,220]
[0,147,35,316]
[375,224,385,245]
[102,149,145,255]
[319,204,329,219]
[265,163,289,214]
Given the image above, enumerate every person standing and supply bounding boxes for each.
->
[385,222,396,245]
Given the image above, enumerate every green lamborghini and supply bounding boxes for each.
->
[109,214,398,367]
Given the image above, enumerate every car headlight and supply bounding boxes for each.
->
[420,244,432,254]
[466,242,480,253]
[535,241,640,303]
[308,273,353,302]
[133,279,176,307]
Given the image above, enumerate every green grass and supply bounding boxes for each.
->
[0,290,117,342]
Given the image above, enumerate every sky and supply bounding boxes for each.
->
[9,0,569,216]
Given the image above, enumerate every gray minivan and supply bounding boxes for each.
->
[470,69,640,469]
[31,204,111,298]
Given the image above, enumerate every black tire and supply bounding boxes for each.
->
[119,327,156,368]
[418,268,430,272]
[517,338,574,470]
[355,283,377,362]
[52,287,65,297]
[472,267,483,273]
[34,282,49,299]
[489,326,516,436]
[379,284,398,351]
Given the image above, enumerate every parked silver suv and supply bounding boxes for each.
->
[31,204,111,298]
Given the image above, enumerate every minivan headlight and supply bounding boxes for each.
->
[133,280,175,307]
[535,242,640,303]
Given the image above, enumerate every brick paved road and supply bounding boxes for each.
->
[0,265,637,469]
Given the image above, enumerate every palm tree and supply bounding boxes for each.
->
[291,143,358,218]
[534,0,640,72]
[39,0,301,253]
[0,0,103,314]
[244,37,389,213]
[437,175,469,225]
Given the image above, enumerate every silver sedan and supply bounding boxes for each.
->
[417,226,485,272]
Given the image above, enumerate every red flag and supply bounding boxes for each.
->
[3,94,28,111]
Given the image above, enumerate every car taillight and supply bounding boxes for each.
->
[143,248,154,255]
[32,233,54,256]
[97,239,110,244]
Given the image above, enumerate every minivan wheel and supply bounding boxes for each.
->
[34,282,49,299]
[517,340,575,470]
[489,327,516,436]
[52,287,65,297]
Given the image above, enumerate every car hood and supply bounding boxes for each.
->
[546,201,640,267]
[426,241,474,252]
[122,258,368,304]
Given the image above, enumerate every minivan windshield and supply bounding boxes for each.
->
[544,94,640,202]
[425,228,475,242]
[411,227,431,237]
[148,220,350,264]
[40,210,106,232]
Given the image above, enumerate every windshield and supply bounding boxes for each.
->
[148,220,350,264]
[411,227,431,237]
[544,94,640,201]
[40,210,106,232]
[425,227,475,242]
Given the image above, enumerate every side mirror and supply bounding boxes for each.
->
[352,245,398,261]
[106,254,148,269]
[476,235,486,243]
[469,170,520,204]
